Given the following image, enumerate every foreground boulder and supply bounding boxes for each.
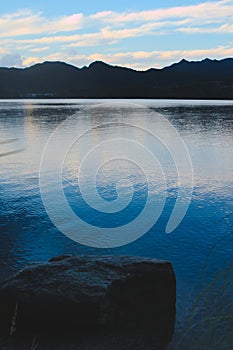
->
[0,255,176,349]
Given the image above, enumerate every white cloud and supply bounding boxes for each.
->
[22,56,42,66]
[90,1,233,24]
[17,33,100,46]
[29,47,49,52]
[178,23,233,33]
[0,1,232,69]
[20,46,233,70]
[82,46,233,69]
[0,53,23,67]
[8,21,166,50]
[0,1,232,40]
[0,10,83,37]
[0,47,7,55]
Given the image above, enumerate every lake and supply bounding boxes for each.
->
[0,99,233,348]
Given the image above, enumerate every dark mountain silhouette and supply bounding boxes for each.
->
[0,58,233,99]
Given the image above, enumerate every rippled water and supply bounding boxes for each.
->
[0,99,233,346]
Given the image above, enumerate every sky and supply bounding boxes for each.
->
[0,0,233,69]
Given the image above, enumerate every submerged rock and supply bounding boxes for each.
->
[0,255,176,349]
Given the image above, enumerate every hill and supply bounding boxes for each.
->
[0,58,233,99]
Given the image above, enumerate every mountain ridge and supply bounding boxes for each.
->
[0,57,233,99]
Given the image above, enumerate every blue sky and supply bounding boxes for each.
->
[0,0,232,69]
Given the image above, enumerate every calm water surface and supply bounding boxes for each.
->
[0,99,233,345]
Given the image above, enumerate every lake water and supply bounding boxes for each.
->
[0,99,233,348]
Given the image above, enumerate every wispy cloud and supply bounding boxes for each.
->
[0,1,233,69]
[22,56,41,66]
[21,46,233,70]
[29,46,49,52]
[0,54,23,67]
[0,10,83,37]
[6,21,166,49]
[178,23,233,33]
[0,47,7,55]
[0,1,232,40]
[84,46,233,69]
[90,0,233,25]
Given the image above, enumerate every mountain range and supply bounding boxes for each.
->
[0,58,233,99]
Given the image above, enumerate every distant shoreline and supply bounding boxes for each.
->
[0,97,233,102]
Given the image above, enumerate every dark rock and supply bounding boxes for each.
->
[0,256,176,349]
[49,254,73,262]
